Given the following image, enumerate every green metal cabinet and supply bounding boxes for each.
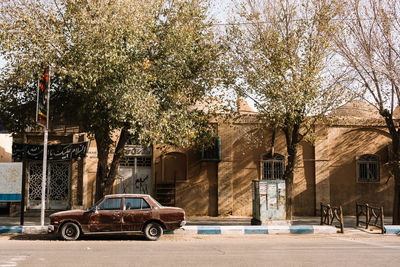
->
[252,180,286,223]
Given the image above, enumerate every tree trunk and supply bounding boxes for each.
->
[283,122,300,221]
[95,136,110,202]
[103,125,131,195]
[93,125,131,202]
[391,130,400,224]
[393,169,400,225]
[381,110,400,224]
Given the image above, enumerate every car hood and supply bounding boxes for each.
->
[50,209,86,217]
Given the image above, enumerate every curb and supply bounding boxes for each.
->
[8,225,399,235]
[0,226,47,234]
[384,226,400,234]
[169,225,338,235]
[0,225,338,235]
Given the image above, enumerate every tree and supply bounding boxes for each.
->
[335,0,400,224]
[226,0,348,219]
[0,0,221,201]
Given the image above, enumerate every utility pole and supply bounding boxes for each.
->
[36,67,50,227]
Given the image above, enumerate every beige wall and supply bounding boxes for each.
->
[84,137,98,208]
[159,117,394,217]
[16,108,396,217]
[0,133,12,162]
[162,121,316,217]
[328,126,393,215]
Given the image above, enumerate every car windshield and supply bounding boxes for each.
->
[88,197,104,210]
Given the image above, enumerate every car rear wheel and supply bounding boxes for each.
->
[60,222,80,241]
[144,222,163,241]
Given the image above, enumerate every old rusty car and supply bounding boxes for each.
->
[48,194,185,241]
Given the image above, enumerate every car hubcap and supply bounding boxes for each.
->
[66,227,75,237]
[149,227,158,236]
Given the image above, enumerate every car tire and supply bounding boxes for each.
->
[144,222,163,241]
[60,222,80,241]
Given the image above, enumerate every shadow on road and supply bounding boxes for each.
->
[9,233,148,241]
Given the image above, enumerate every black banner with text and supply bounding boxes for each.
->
[12,142,89,161]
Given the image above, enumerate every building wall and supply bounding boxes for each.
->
[163,121,316,217]
[328,126,393,215]
[293,141,316,216]
[0,133,12,162]
[160,116,394,217]
[13,132,88,210]
[12,101,396,217]
[85,138,98,208]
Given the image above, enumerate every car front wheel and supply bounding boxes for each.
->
[144,222,163,241]
[60,222,80,241]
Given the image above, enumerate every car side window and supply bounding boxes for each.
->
[125,198,151,210]
[99,198,122,210]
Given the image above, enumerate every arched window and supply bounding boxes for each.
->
[357,154,379,182]
[262,153,284,180]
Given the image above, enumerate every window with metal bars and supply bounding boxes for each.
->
[357,154,379,182]
[120,157,151,167]
[262,153,284,180]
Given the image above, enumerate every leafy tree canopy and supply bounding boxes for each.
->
[0,0,222,199]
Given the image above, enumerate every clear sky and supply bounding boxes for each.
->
[0,56,4,70]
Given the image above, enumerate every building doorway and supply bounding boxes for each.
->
[118,156,152,195]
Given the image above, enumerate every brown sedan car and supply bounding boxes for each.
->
[48,194,186,241]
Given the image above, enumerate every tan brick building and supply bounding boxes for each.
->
[10,100,397,217]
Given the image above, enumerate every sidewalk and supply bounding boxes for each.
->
[1,215,399,235]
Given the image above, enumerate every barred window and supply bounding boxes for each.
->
[262,153,284,180]
[120,156,151,167]
[357,154,379,182]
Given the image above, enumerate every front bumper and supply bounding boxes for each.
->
[48,224,55,233]
[180,220,186,227]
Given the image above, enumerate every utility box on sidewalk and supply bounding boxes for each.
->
[252,180,286,224]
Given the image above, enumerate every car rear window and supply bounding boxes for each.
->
[124,198,150,210]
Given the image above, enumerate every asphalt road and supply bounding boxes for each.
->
[0,234,399,267]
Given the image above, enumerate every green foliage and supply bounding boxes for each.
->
[0,0,220,148]
[0,0,222,198]
[224,0,350,218]
[226,0,349,138]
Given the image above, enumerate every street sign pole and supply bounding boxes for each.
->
[39,67,51,227]
[40,129,48,226]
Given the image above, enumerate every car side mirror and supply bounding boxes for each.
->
[90,206,99,214]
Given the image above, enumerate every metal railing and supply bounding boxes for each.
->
[320,202,344,233]
[356,203,385,234]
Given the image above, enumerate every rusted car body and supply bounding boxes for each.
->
[48,194,185,241]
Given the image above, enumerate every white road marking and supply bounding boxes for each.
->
[329,236,400,249]
[0,255,27,267]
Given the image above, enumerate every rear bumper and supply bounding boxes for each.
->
[165,220,186,230]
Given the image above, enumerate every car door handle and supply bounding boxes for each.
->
[113,212,121,216]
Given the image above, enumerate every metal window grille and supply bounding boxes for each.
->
[262,154,284,180]
[120,157,151,167]
[357,154,379,182]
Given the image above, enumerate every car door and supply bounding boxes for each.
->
[122,197,152,231]
[89,197,123,232]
